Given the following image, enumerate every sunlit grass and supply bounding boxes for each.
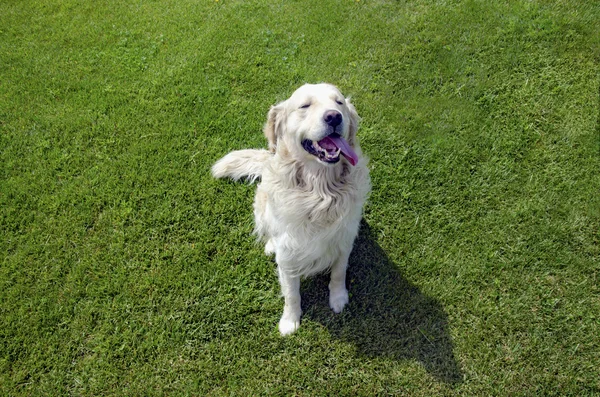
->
[1,0,598,395]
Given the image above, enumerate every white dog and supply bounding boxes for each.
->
[212,83,370,335]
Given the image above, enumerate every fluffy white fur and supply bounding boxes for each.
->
[212,83,370,335]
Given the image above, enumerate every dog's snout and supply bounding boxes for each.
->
[324,110,342,127]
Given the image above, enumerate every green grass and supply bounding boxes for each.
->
[1,0,599,395]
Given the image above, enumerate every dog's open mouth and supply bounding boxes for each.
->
[301,133,358,166]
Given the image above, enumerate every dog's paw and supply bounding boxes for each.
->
[265,239,275,255]
[329,288,349,313]
[278,317,300,336]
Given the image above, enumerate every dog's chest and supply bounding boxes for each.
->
[290,180,356,223]
[259,161,368,240]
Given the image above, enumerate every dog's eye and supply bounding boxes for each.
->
[300,104,311,109]
[336,100,344,105]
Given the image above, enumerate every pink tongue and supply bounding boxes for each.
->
[319,134,359,166]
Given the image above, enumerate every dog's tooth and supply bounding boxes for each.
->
[324,148,341,159]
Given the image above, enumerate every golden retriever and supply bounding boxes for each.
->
[212,83,370,335]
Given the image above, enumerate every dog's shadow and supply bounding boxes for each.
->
[301,220,462,383]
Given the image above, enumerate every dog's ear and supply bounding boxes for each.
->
[264,101,286,152]
[346,97,361,146]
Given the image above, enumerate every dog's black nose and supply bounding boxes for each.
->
[324,110,342,127]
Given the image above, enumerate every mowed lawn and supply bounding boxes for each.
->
[1,0,598,395]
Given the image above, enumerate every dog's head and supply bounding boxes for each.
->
[264,83,360,166]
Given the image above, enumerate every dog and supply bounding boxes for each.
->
[212,83,370,335]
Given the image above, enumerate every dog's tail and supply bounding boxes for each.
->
[211,149,272,182]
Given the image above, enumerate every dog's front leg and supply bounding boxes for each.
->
[329,250,351,313]
[277,266,301,335]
